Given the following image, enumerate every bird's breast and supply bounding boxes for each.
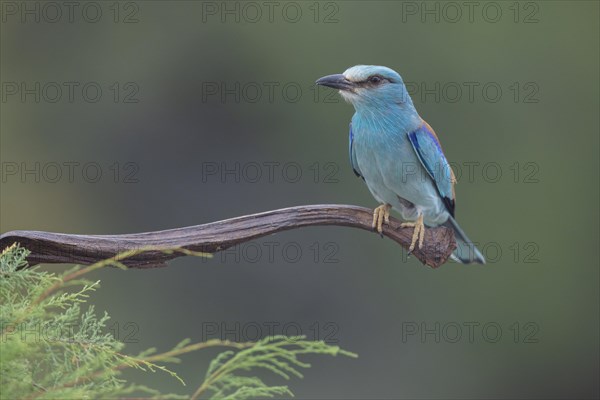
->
[351,118,447,224]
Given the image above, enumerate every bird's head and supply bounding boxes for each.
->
[316,65,414,111]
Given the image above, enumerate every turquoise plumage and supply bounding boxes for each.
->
[317,65,485,264]
[407,122,455,216]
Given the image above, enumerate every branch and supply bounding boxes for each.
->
[0,204,455,269]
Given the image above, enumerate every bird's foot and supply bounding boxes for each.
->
[400,214,425,253]
[371,204,391,235]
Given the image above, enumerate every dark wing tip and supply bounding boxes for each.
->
[443,197,455,218]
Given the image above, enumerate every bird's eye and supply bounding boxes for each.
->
[368,75,383,84]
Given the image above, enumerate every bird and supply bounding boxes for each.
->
[316,65,485,264]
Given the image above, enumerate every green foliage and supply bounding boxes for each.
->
[195,336,356,400]
[0,244,357,399]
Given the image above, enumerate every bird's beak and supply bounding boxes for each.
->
[315,74,355,91]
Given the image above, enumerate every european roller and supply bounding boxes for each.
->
[316,65,485,264]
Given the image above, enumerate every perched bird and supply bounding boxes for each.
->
[316,65,485,264]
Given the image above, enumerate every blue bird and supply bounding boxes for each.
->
[316,65,485,264]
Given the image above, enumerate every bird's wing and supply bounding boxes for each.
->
[407,120,456,217]
[349,123,363,178]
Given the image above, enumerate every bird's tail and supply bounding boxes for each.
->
[443,216,485,264]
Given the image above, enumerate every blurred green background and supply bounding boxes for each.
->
[1,1,598,398]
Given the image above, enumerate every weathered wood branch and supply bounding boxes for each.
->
[0,204,456,268]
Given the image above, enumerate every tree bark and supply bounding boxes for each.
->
[0,204,456,268]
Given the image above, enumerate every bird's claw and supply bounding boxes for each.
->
[372,204,391,235]
[400,214,425,253]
